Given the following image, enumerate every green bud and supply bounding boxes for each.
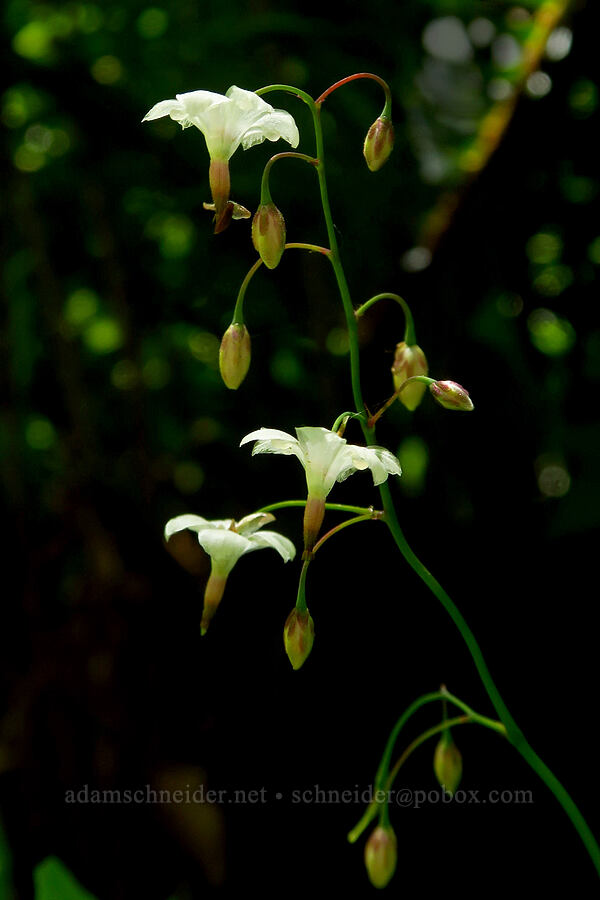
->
[219,323,251,390]
[433,731,463,796]
[283,607,315,670]
[252,202,286,269]
[429,380,474,411]
[364,824,397,889]
[391,342,429,411]
[363,116,395,172]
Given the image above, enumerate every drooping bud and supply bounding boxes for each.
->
[252,202,286,269]
[219,323,251,390]
[363,116,395,172]
[429,380,474,411]
[364,825,397,889]
[433,731,463,796]
[283,607,315,670]
[391,342,429,411]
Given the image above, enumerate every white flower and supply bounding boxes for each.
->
[240,426,401,549]
[240,426,402,498]
[143,86,299,232]
[143,86,299,161]
[165,511,296,634]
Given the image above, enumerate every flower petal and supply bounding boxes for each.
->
[236,512,276,535]
[247,530,296,562]
[142,99,184,122]
[196,529,252,577]
[164,514,235,541]
[240,428,302,459]
[241,109,299,150]
[340,446,402,486]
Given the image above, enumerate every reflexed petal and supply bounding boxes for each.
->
[164,515,234,541]
[226,85,273,112]
[196,529,252,576]
[247,530,296,562]
[240,428,302,459]
[241,109,299,150]
[142,99,183,122]
[236,512,276,535]
[343,446,402,485]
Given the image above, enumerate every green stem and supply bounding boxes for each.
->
[331,410,368,433]
[312,514,376,555]
[368,375,435,428]
[295,558,310,613]
[232,244,330,322]
[258,500,378,516]
[260,152,318,204]
[310,94,600,876]
[315,73,392,117]
[355,292,417,345]
[351,714,474,839]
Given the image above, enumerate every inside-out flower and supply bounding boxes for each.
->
[164,512,296,634]
[240,426,402,550]
[143,86,299,232]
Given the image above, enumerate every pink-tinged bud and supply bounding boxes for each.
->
[219,323,251,390]
[363,116,395,172]
[391,342,429,411]
[364,825,397,889]
[252,202,286,269]
[201,572,227,635]
[283,608,315,670]
[429,380,474,411]
[433,732,463,796]
[303,495,326,552]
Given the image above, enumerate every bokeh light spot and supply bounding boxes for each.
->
[528,309,575,356]
[111,359,139,390]
[532,264,573,297]
[398,436,429,495]
[536,457,571,498]
[26,417,57,450]
[326,328,349,356]
[13,145,45,172]
[422,17,473,64]
[83,317,125,354]
[187,331,219,366]
[526,231,562,264]
[142,357,171,389]
[137,8,169,39]
[526,71,552,99]
[569,80,597,117]
[13,22,53,61]
[91,56,123,85]
[545,27,572,61]
[174,462,204,495]
[65,288,99,326]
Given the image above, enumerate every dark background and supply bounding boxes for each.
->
[1,0,599,896]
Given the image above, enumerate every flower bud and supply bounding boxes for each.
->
[252,202,286,269]
[391,342,429,411]
[363,116,395,172]
[364,824,397,889]
[433,732,463,796]
[219,323,251,390]
[429,380,474,411]
[283,608,315,670]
